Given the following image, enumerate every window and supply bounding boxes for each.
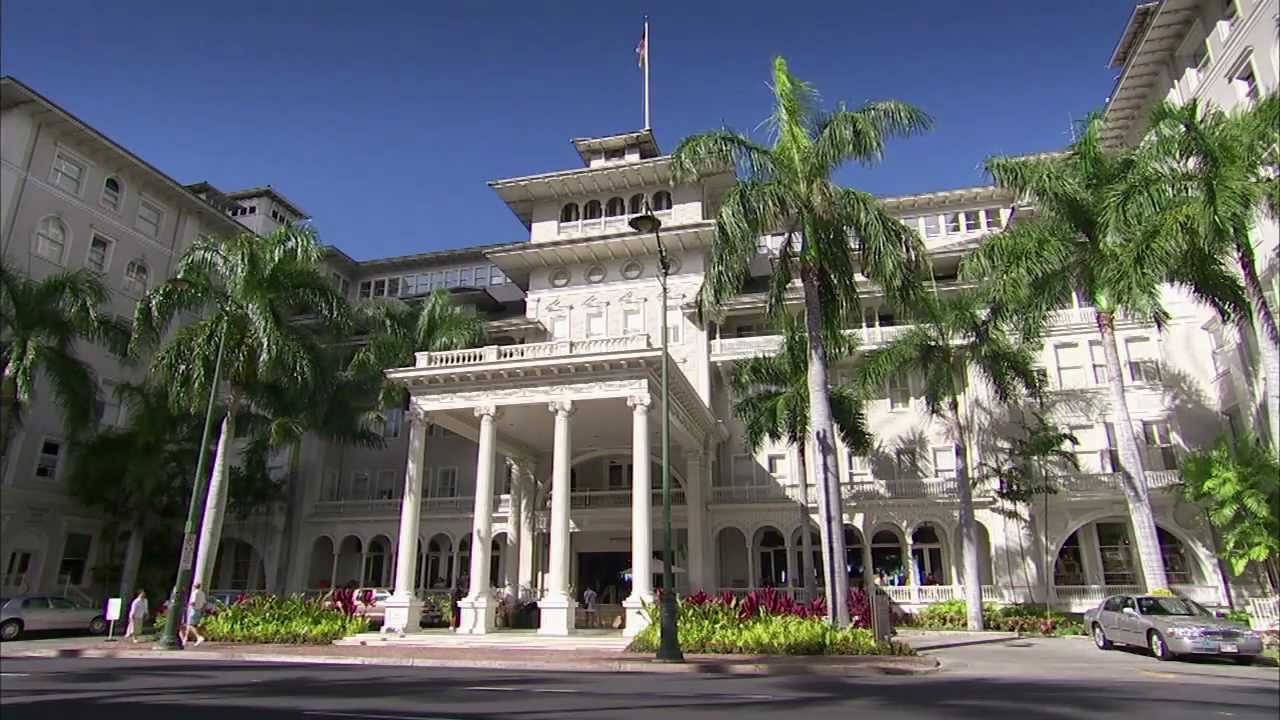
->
[931,446,956,479]
[549,269,571,288]
[3,551,33,590]
[847,453,871,484]
[665,307,683,343]
[560,203,580,223]
[322,470,340,501]
[893,448,919,480]
[351,471,371,500]
[444,270,458,288]
[923,215,941,238]
[372,279,386,297]
[34,216,68,264]
[604,147,625,162]
[1102,423,1122,473]
[136,198,163,238]
[50,151,85,195]
[358,281,371,299]
[605,197,626,217]
[983,207,1003,229]
[36,439,61,479]
[57,533,92,586]
[621,260,643,280]
[124,260,149,295]
[629,193,645,214]
[459,268,473,287]
[585,306,607,338]
[583,200,603,220]
[963,210,981,232]
[1054,342,1086,389]
[622,304,644,335]
[384,408,403,439]
[434,467,458,497]
[732,454,758,486]
[1089,341,1108,384]
[550,313,569,340]
[1143,421,1177,471]
[1232,55,1260,102]
[248,205,257,214]
[473,266,488,287]
[1125,337,1161,384]
[886,373,910,410]
[652,190,672,211]
[95,379,122,428]
[375,469,398,500]
[766,453,788,483]
[945,212,962,234]
[100,177,123,212]
[585,266,606,284]
[1096,522,1137,585]
[489,266,507,285]
[387,277,401,296]
[86,235,112,273]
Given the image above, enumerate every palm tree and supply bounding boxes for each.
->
[729,314,871,601]
[65,383,203,601]
[857,290,1042,629]
[1144,94,1280,452]
[964,116,1249,592]
[132,224,349,590]
[0,266,129,479]
[671,56,931,625]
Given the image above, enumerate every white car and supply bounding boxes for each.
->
[0,595,108,641]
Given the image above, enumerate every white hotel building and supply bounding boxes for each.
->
[1,0,1276,635]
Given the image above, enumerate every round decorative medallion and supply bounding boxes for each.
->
[549,269,571,288]
[621,261,643,280]
[586,265,607,284]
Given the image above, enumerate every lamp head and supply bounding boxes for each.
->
[629,212,661,235]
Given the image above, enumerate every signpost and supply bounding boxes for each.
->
[105,597,122,641]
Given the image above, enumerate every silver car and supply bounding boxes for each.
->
[0,595,109,641]
[1085,594,1263,663]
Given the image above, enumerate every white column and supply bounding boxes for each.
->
[383,409,428,635]
[458,405,499,634]
[504,459,525,596]
[623,394,654,636]
[539,400,577,635]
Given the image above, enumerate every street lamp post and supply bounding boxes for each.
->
[157,313,228,650]
[630,206,683,663]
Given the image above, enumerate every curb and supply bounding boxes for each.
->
[0,647,940,677]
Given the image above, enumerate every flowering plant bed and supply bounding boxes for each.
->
[626,589,914,656]
[198,594,369,644]
[907,600,1086,636]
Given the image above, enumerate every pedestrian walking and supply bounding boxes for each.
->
[583,586,598,628]
[184,582,206,647]
[124,589,149,642]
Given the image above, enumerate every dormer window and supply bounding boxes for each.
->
[605,147,625,162]
[652,191,672,211]
[560,203,580,222]
[584,200,603,220]
[606,197,625,217]
[629,194,645,214]
[100,177,123,212]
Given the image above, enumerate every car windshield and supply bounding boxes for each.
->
[1137,597,1202,616]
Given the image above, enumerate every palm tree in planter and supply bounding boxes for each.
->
[1143,94,1280,452]
[0,266,130,479]
[964,116,1249,592]
[132,224,349,590]
[730,314,872,601]
[856,289,1042,630]
[671,55,931,625]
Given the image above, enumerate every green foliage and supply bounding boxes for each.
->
[198,594,369,644]
[911,600,1085,637]
[1224,610,1252,625]
[1181,434,1280,578]
[626,597,915,656]
[981,411,1081,504]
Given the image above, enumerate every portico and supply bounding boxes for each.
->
[381,335,720,636]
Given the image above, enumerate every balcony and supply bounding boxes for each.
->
[1054,469,1182,495]
[711,326,910,363]
[709,477,960,506]
[569,488,685,509]
[558,209,672,238]
[313,488,686,517]
[415,334,653,370]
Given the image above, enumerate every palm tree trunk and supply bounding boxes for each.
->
[800,268,850,626]
[949,397,984,631]
[796,443,816,601]
[1237,248,1279,452]
[272,440,304,593]
[117,527,145,601]
[192,399,237,591]
[1096,311,1169,590]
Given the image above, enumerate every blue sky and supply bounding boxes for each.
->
[1,1,1134,260]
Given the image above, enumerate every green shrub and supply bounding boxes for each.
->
[1225,610,1252,624]
[625,596,914,656]
[199,594,368,644]
[909,601,1085,636]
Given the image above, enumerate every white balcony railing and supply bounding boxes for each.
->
[569,489,685,509]
[1247,596,1279,631]
[1053,583,1224,611]
[1054,470,1182,494]
[879,584,1013,605]
[711,325,910,360]
[558,209,672,237]
[416,334,652,369]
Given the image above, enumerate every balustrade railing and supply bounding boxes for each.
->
[569,489,685,509]
[415,334,652,369]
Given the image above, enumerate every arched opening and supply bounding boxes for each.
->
[753,526,788,587]
[583,200,603,220]
[628,193,645,214]
[912,523,948,585]
[560,203,580,223]
[570,453,687,499]
[212,538,266,592]
[651,190,672,211]
[605,197,626,217]
[425,534,453,590]
[1054,518,1204,592]
[791,524,823,590]
[489,534,505,588]
[871,529,906,585]
[34,216,68,264]
[716,527,749,589]
[845,525,866,586]
[306,536,335,590]
[101,177,123,211]
[363,535,392,588]
[335,535,363,589]
[457,536,472,590]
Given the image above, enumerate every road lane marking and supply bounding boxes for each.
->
[464,686,775,700]
[0,673,30,677]
[1138,670,1178,679]
[303,712,465,720]
[465,686,577,694]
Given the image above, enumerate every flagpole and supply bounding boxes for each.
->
[643,17,650,130]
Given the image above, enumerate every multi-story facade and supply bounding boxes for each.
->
[1,0,1275,636]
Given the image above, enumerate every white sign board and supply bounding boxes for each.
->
[180,534,197,570]
[106,597,123,621]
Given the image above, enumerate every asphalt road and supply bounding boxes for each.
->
[1,638,1277,719]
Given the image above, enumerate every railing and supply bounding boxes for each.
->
[422,496,475,514]
[709,484,793,504]
[879,584,1011,605]
[711,325,910,359]
[840,478,960,501]
[1053,470,1182,494]
[1246,596,1279,631]
[312,499,403,516]
[558,209,672,237]
[1171,584,1225,605]
[570,489,685,509]
[415,334,652,369]
[1053,584,1144,610]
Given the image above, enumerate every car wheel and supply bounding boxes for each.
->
[1148,630,1173,661]
[88,616,108,635]
[1092,623,1113,650]
[0,619,22,641]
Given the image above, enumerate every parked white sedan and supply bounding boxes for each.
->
[0,595,108,641]
[1085,594,1263,663]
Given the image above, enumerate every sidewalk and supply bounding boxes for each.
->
[0,635,939,676]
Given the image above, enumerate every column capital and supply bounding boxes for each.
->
[474,404,501,420]
[627,393,653,412]
[408,406,431,426]
[548,399,575,417]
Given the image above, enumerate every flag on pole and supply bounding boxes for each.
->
[635,22,648,68]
